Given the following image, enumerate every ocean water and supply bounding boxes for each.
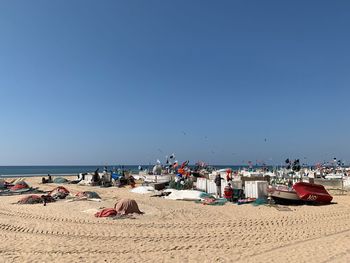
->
[0,165,268,177]
[0,165,139,177]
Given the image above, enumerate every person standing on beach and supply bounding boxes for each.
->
[92,168,100,185]
[214,174,222,198]
[226,169,232,182]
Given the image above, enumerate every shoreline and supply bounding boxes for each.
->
[0,173,79,178]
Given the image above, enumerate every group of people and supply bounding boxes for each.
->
[42,174,52,184]
[91,168,136,188]
[115,173,136,188]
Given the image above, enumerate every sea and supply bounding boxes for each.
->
[0,165,270,177]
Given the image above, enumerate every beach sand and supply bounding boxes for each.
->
[0,178,350,263]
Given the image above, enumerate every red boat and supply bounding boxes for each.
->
[293,182,333,204]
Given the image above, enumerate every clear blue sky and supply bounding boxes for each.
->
[1,1,349,165]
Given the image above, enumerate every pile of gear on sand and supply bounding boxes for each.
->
[16,186,104,205]
[0,178,46,196]
[40,168,136,189]
[94,198,143,219]
[2,177,101,206]
[5,178,144,219]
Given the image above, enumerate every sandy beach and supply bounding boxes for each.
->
[0,178,350,263]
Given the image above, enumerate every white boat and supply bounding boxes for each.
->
[325,174,343,180]
[143,174,172,183]
[269,185,301,203]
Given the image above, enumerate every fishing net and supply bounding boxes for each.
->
[252,198,268,206]
[168,179,193,190]
[114,199,143,215]
[76,191,101,199]
[17,195,43,204]
[53,177,69,184]
[49,186,70,199]
[195,193,228,206]
[10,181,29,191]
[95,208,118,217]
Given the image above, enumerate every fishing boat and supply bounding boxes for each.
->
[269,185,302,204]
[324,173,343,180]
[269,182,333,204]
[293,182,333,203]
[143,174,172,184]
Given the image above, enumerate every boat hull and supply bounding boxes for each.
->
[144,174,172,183]
[293,182,333,203]
[270,189,302,204]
